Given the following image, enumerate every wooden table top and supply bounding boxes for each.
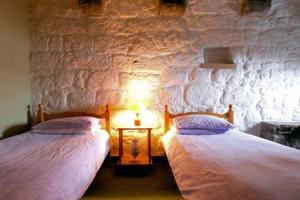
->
[117,127,153,131]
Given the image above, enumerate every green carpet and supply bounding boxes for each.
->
[82,158,183,200]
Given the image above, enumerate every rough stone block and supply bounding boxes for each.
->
[88,18,128,35]
[31,75,55,93]
[35,18,88,35]
[41,89,68,113]
[261,17,289,30]
[211,69,236,84]
[286,47,300,60]
[288,27,300,47]
[117,17,187,35]
[49,35,63,51]
[73,70,88,88]
[96,90,121,106]
[189,0,237,15]
[94,35,129,54]
[113,55,165,73]
[67,89,96,111]
[31,52,62,69]
[87,70,119,90]
[160,86,184,111]
[162,52,203,67]
[128,34,158,57]
[223,85,261,108]
[104,0,156,18]
[63,52,112,69]
[121,90,160,106]
[229,17,262,29]
[185,83,223,106]
[54,69,76,89]
[201,29,258,46]
[120,72,161,91]
[186,15,229,31]
[161,68,189,87]
[244,110,262,132]
[289,16,300,26]
[249,46,288,62]
[63,35,93,53]
[31,34,49,52]
[150,32,186,55]
[258,28,288,46]
[190,68,212,82]
[63,51,92,69]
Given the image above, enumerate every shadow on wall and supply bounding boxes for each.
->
[1,124,30,139]
[1,105,33,139]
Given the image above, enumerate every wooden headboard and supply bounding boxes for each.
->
[164,105,234,133]
[37,104,111,134]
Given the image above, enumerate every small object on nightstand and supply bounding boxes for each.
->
[130,138,140,159]
[118,127,153,165]
[134,113,141,126]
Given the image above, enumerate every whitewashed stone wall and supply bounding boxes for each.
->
[30,0,300,154]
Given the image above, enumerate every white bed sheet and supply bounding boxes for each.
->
[0,129,110,200]
[163,129,300,200]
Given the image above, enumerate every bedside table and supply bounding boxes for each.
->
[118,127,153,165]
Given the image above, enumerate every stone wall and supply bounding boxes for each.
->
[30,0,300,154]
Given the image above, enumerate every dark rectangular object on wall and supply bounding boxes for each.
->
[160,0,186,6]
[79,0,101,6]
[200,47,236,69]
[241,0,272,15]
[248,0,271,12]
[158,0,186,16]
[79,0,102,16]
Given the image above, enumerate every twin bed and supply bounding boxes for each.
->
[1,104,300,200]
[0,104,111,200]
[163,105,300,200]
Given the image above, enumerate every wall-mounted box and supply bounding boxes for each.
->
[241,0,272,16]
[157,0,186,16]
[200,47,236,69]
[79,0,102,16]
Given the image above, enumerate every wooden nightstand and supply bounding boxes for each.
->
[118,127,153,165]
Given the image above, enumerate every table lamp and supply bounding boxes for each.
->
[130,101,145,127]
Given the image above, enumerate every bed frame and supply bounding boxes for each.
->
[36,104,111,134]
[164,104,234,133]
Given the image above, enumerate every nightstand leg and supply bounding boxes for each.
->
[119,130,123,163]
[148,129,151,163]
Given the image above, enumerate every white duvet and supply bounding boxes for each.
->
[163,129,300,200]
[0,129,110,200]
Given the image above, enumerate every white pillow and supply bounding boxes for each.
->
[32,116,103,135]
[174,114,235,130]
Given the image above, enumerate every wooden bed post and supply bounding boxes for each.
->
[226,104,234,124]
[105,105,110,134]
[164,105,170,133]
[37,104,44,123]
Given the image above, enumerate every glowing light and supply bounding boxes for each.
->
[112,78,159,128]
[113,110,136,128]
[123,79,154,108]
[113,109,157,128]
